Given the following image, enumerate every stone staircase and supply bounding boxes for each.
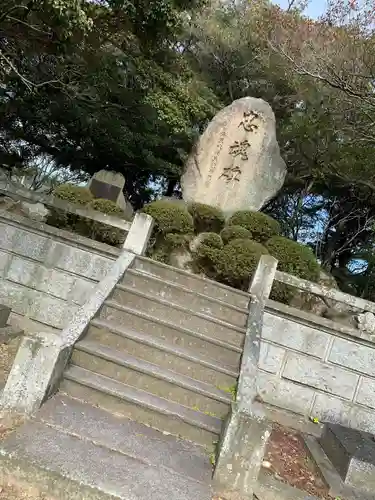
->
[60,257,249,450]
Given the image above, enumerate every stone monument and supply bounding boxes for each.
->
[87,170,133,219]
[181,97,286,215]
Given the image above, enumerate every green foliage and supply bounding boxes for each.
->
[164,232,192,249]
[188,203,225,233]
[228,211,280,243]
[142,200,194,234]
[89,198,124,217]
[266,236,320,303]
[196,232,224,249]
[267,236,320,281]
[221,225,252,244]
[213,239,268,290]
[53,184,94,205]
[192,233,223,276]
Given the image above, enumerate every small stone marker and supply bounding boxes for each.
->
[181,97,286,215]
[88,170,125,209]
[320,423,375,494]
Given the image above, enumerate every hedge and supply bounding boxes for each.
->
[142,200,194,234]
[90,198,124,217]
[221,225,252,244]
[228,211,280,243]
[192,233,224,277]
[53,184,94,205]
[266,236,320,303]
[188,203,225,234]
[213,239,268,290]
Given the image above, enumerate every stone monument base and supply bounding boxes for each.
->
[320,423,375,494]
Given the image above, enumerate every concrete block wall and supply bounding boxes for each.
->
[0,213,119,330]
[259,302,375,434]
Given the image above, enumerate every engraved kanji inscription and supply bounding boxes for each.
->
[229,139,250,160]
[239,111,260,132]
[220,165,242,183]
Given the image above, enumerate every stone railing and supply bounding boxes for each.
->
[0,211,120,330]
[0,180,133,241]
[214,255,375,499]
[0,212,154,414]
[259,269,375,435]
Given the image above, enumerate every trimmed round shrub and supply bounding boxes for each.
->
[90,198,124,217]
[192,233,224,277]
[221,225,252,244]
[228,211,280,243]
[213,239,269,290]
[142,200,194,234]
[195,232,224,250]
[53,184,94,205]
[164,232,192,249]
[266,236,320,303]
[93,225,125,246]
[188,203,225,234]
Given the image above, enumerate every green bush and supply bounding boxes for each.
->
[53,184,94,205]
[213,239,268,290]
[90,198,124,217]
[188,203,225,234]
[221,225,252,244]
[266,236,320,303]
[142,200,194,234]
[192,233,224,277]
[93,224,125,246]
[228,211,280,243]
[195,232,224,250]
[164,232,192,249]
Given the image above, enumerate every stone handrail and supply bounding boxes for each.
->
[214,255,279,499]
[275,270,375,314]
[0,182,132,234]
[0,213,154,413]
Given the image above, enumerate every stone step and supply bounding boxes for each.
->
[0,415,213,500]
[134,256,249,309]
[91,302,241,369]
[72,340,232,418]
[88,318,239,388]
[101,294,246,348]
[61,366,222,448]
[35,394,213,486]
[120,269,247,328]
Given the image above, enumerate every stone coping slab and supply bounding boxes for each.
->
[303,433,375,500]
[0,211,120,259]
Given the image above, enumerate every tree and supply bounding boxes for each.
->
[0,0,218,207]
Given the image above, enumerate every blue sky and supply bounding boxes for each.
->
[276,0,327,18]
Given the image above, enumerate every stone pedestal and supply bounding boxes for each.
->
[320,423,375,494]
[214,405,271,499]
[87,170,133,219]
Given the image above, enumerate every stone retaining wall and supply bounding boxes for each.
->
[259,300,375,434]
[0,212,120,330]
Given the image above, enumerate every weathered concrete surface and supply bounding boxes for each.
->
[0,333,64,412]
[0,304,10,327]
[122,213,154,255]
[320,423,375,495]
[259,297,375,434]
[37,394,213,485]
[214,256,277,499]
[0,212,118,329]
[214,405,271,499]
[304,433,375,500]
[0,250,135,413]
[0,394,213,500]
[181,97,286,214]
